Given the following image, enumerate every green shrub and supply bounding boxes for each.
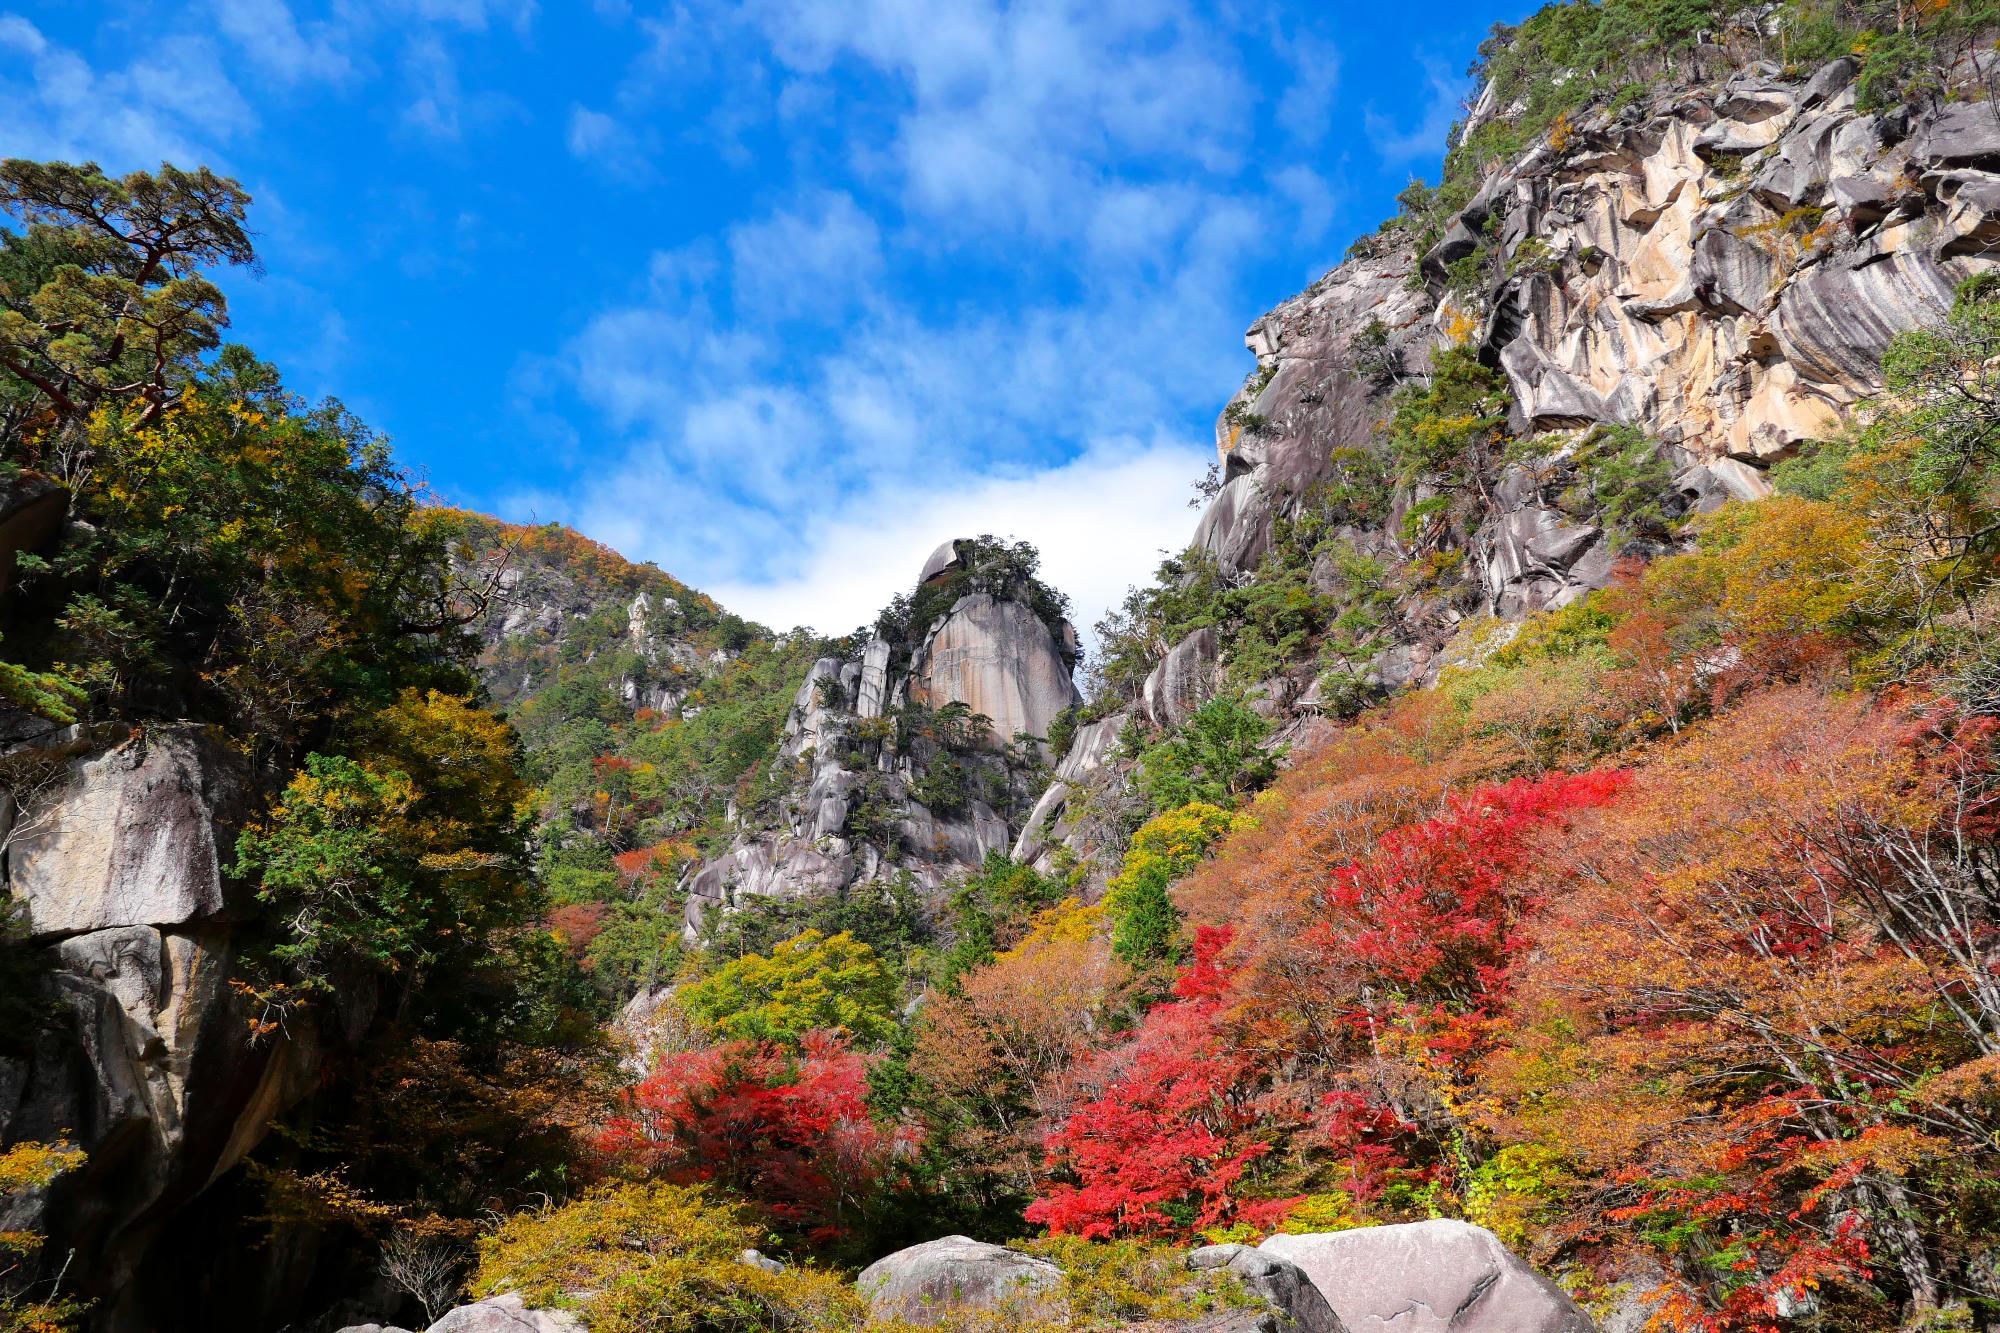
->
[1018,1235,1259,1328]
[1572,425,1676,548]
[1133,697,1280,812]
[681,929,901,1049]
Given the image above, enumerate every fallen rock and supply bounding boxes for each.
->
[1914,100,2000,169]
[741,1247,785,1274]
[857,1234,1067,1327]
[1259,1220,1595,1333]
[425,1294,584,1333]
[1189,1243,1349,1333]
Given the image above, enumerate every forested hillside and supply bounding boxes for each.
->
[9,2,2000,1332]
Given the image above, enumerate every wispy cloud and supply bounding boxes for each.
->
[566,105,657,181]
[1364,55,1467,165]
[212,0,354,85]
[511,0,1345,633]
[704,437,1210,637]
[0,18,256,164]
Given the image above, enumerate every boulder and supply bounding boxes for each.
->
[1189,1243,1349,1333]
[1194,471,1273,575]
[857,1235,1066,1327]
[1913,100,2000,169]
[1260,1221,1595,1333]
[1142,627,1220,730]
[7,727,237,938]
[1830,173,1895,229]
[425,1294,584,1333]
[740,1247,785,1274]
[1796,56,1855,111]
[1773,246,1957,387]
[908,595,1081,748]
[1690,224,1778,314]
[919,538,964,583]
[1940,171,2000,257]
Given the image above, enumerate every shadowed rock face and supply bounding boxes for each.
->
[1189,1243,1351,1333]
[1261,1221,1596,1333]
[2,724,337,1333]
[908,593,1083,748]
[858,1235,1068,1327]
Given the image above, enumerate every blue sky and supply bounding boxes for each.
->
[1,0,1523,636]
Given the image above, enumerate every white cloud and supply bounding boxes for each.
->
[212,0,353,84]
[649,0,1253,239]
[635,436,1208,639]
[566,105,657,180]
[726,191,883,318]
[1365,55,1466,166]
[401,35,465,137]
[1273,26,1341,146]
[0,19,255,165]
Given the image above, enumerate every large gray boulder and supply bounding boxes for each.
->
[857,1234,1067,1326]
[1914,100,2000,169]
[1143,627,1220,730]
[1259,1221,1595,1333]
[908,594,1081,748]
[0,724,346,1330]
[1190,1243,1349,1333]
[425,1294,583,1333]
[8,728,236,938]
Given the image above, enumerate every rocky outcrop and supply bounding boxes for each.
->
[1142,628,1220,730]
[682,545,1082,926]
[857,1234,1068,1326]
[908,594,1082,748]
[1011,711,1140,890]
[1164,61,2000,742]
[1189,1244,1349,1333]
[8,728,235,938]
[0,721,344,1333]
[451,514,730,718]
[1260,1221,1595,1333]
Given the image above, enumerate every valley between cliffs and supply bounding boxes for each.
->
[9,5,2000,1333]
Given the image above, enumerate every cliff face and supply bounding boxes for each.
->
[447,513,748,718]
[1020,55,2000,883]
[1222,57,1998,591]
[0,721,332,1332]
[683,540,1081,929]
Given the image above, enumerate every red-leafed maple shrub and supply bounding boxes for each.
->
[1027,927,1301,1241]
[596,1031,912,1244]
[1314,768,1631,1007]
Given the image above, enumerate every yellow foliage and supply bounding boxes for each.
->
[474,1182,865,1333]
[0,1142,83,1197]
[1104,801,1240,909]
[998,899,1105,959]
